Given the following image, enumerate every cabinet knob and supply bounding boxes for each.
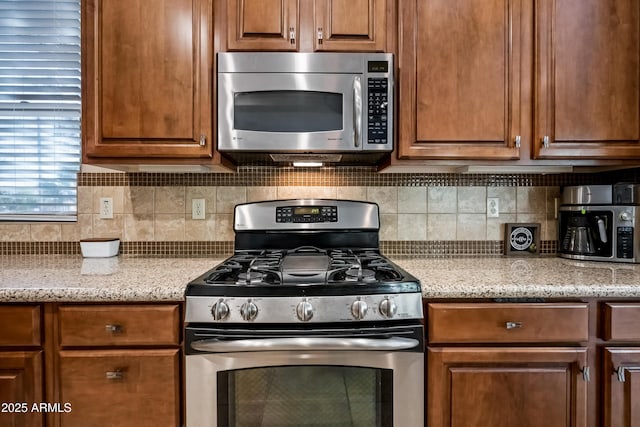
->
[105,324,123,334]
[542,135,550,148]
[106,370,124,380]
[289,27,295,44]
[505,321,522,329]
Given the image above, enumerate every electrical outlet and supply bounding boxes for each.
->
[192,198,205,220]
[99,197,113,219]
[487,197,499,218]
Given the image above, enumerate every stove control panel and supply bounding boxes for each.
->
[276,205,338,223]
[186,293,423,324]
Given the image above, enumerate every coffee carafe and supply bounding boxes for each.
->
[561,215,607,254]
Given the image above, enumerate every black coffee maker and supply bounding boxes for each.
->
[561,212,610,256]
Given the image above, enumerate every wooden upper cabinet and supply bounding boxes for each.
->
[226,0,387,52]
[398,0,522,160]
[534,0,640,159]
[82,0,214,159]
[227,0,299,50]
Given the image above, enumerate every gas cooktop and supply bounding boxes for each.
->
[184,200,423,324]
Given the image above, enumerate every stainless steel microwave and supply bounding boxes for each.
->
[217,52,393,163]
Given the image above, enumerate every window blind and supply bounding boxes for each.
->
[0,0,81,221]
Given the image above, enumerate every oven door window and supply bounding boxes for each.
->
[234,91,343,133]
[217,365,393,427]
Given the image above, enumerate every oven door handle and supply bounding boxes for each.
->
[191,336,419,352]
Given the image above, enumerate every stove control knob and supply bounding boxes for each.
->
[351,299,368,320]
[211,299,230,321]
[240,300,259,321]
[379,297,397,319]
[620,211,633,221]
[296,300,314,322]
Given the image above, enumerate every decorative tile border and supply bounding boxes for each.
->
[0,240,557,256]
[78,166,640,187]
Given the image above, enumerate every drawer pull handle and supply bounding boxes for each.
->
[615,366,626,383]
[105,324,123,334]
[505,321,522,329]
[106,370,124,380]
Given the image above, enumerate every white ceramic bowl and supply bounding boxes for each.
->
[80,238,120,258]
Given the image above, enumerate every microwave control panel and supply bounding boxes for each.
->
[367,78,389,145]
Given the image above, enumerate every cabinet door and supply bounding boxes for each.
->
[0,351,43,427]
[227,0,299,50]
[397,0,522,160]
[603,348,640,427]
[58,349,180,427]
[313,0,386,52]
[534,0,640,159]
[428,347,588,427]
[83,0,213,159]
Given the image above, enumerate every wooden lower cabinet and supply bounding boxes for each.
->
[427,347,589,427]
[57,349,179,427]
[0,351,43,427]
[603,348,640,427]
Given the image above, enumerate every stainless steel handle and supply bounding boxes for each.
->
[581,366,591,382]
[191,337,419,352]
[542,135,550,148]
[615,366,626,382]
[199,135,206,146]
[514,135,521,148]
[105,324,123,333]
[353,76,362,147]
[317,27,323,44]
[106,370,124,380]
[289,27,295,44]
[505,321,522,329]
[597,218,608,243]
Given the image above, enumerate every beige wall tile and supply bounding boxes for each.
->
[124,214,154,241]
[516,213,548,240]
[398,214,427,240]
[124,187,155,215]
[154,214,185,241]
[277,186,336,200]
[380,214,398,240]
[186,186,216,215]
[337,186,367,201]
[61,214,93,241]
[77,186,93,214]
[185,215,215,241]
[428,214,456,240]
[517,187,546,213]
[487,214,517,240]
[457,214,487,240]
[0,224,31,241]
[155,186,185,214]
[217,186,247,213]
[367,187,397,213]
[213,214,234,241]
[398,188,427,213]
[30,224,61,242]
[247,186,277,202]
[428,187,457,213]
[458,187,486,213]
[92,214,124,239]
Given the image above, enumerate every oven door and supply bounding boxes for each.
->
[218,73,362,152]
[185,325,424,427]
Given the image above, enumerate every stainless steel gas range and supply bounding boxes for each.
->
[185,199,424,427]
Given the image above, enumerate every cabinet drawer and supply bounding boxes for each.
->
[58,304,180,347]
[0,305,41,346]
[603,303,640,341]
[58,349,179,426]
[428,303,589,344]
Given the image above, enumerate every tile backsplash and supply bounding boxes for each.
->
[2,166,639,256]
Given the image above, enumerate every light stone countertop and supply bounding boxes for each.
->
[0,255,639,302]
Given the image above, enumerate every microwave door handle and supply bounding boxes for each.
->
[191,336,418,352]
[353,76,362,147]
